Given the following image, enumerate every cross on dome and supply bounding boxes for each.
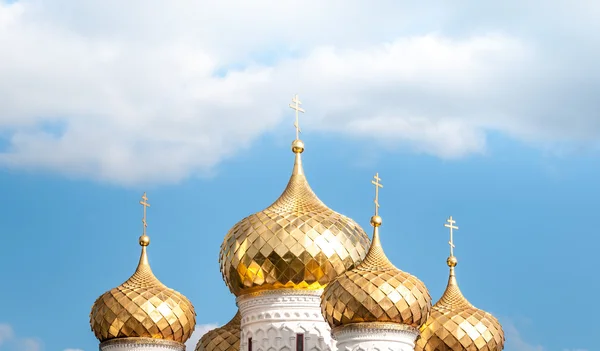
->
[289,94,304,140]
[371,173,383,217]
[139,192,150,236]
[444,216,458,257]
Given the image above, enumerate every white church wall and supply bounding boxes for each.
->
[333,325,418,351]
[99,338,185,351]
[237,290,334,351]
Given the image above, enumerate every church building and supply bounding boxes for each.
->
[89,96,505,351]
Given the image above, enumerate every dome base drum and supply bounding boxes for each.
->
[237,289,335,351]
[333,323,419,351]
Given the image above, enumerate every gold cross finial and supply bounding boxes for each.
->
[371,173,383,216]
[289,94,305,140]
[444,216,458,257]
[140,192,151,236]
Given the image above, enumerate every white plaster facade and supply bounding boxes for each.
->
[332,325,419,351]
[237,290,334,351]
[99,338,184,351]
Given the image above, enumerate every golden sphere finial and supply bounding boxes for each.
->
[447,256,458,267]
[139,234,150,246]
[370,215,382,227]
[291,139,305,153]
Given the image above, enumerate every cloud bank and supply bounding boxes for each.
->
[1,1,599,185]
[502,319,544,351]
[0,323,41,351]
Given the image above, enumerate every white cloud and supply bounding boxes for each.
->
[0,323,41,351]
[0,324,15,345]
[501,318,544,351]
[17,339,42,351]
[0,1,599,185]
[185,323,219,351]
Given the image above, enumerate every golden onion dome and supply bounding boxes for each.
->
[321,213,432,331]
[219,137,371,296]
[195,311,241,351]
[415,256,505,351]
[90,193,196,343]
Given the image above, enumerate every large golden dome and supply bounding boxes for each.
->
[415,257,504,351]
[195,311,241,351]
[321,214,432,331]
[90,194,196,343]
[219,138,371,296]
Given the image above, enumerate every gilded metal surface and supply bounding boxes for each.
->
[415,217,504,351]
[90,194,196,343]
[195,311,241,351]
[415,267,504,351]
[321,178,431,330]
[220,103,370,296]
[321,223,431,330]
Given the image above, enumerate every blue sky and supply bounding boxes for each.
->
[1,1,600,351]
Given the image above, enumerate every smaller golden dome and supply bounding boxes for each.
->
[321,215,432,331]
[90,239,196,343]
[415,258,505,351]
[196,311,241,351]
[90,194,196,343]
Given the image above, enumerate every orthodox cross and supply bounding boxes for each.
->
[371,173,383,216]
[289,94,305,140]
[140,192,151,236]
[444,216,458,256]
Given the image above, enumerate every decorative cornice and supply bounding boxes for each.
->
[100,337,183,351]
[333,322,419,339]
[237,289,324,316]
[237,288,323,300]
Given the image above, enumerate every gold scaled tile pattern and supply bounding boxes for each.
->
[220,152,371,296]
[90,246,196,343]
[196,311,241,351]
[321,227,432,329]
[415,267,505,351]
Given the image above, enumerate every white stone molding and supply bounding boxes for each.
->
[237,290,334,351]
[99,337,184,351]
[332,324,419,351]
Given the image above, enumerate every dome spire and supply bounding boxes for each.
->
[371,172,383,226]
[444,215,459,281]
[437,216,472,310]
[137,192,151,266]
[357,173,392,270]
[361,172,389,268]
[289,94,306,174]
